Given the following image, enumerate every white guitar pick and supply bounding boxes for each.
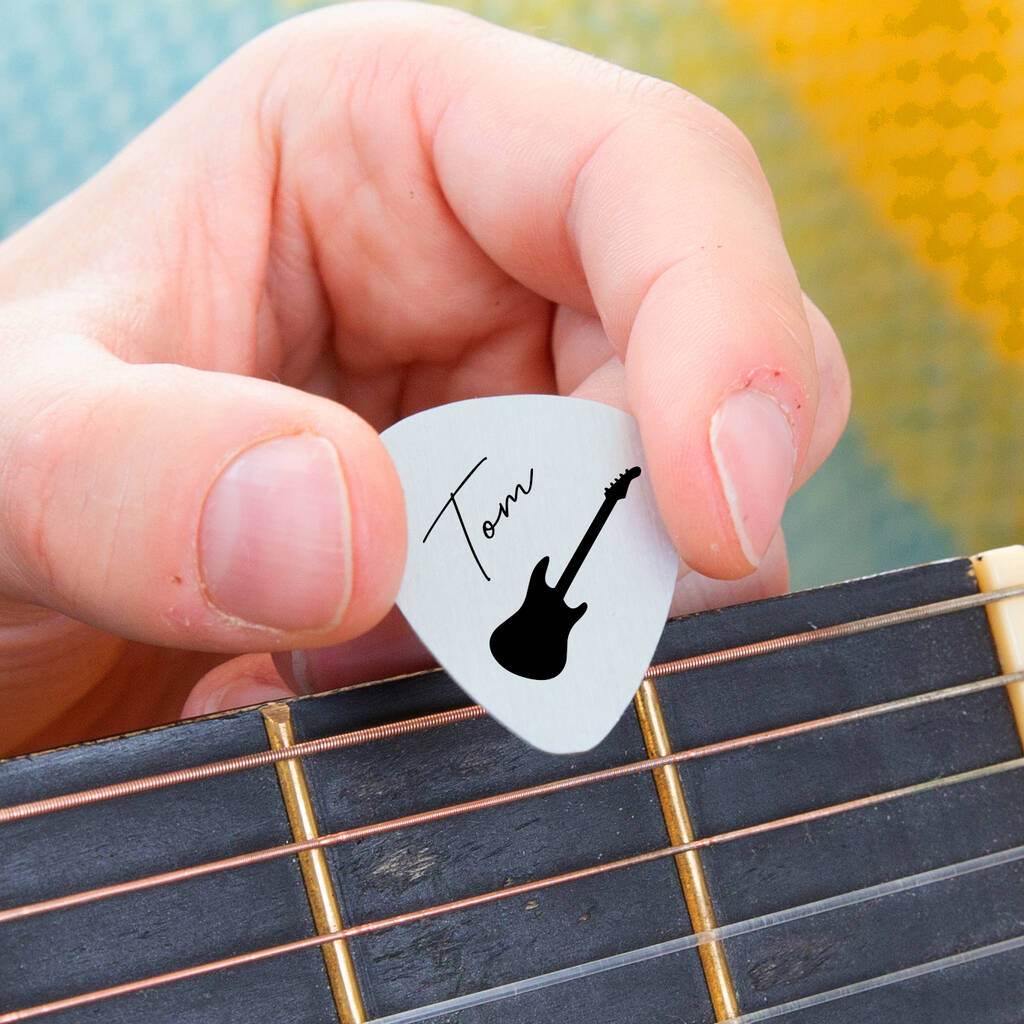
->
[381,395,679,753]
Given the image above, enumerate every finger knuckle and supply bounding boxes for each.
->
[3,401,72,597]
[609,72,776,211]
[3,382,111,600]
[615,67,684,109]
[664,92,775,207]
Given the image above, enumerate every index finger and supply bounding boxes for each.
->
[407,6,819,578]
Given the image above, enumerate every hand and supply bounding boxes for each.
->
[0,2,849,754]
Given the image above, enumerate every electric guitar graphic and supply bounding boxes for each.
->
[489,466,642,680]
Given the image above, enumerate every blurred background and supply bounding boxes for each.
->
[1,0,1021,591]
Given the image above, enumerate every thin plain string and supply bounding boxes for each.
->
[728,935,1024,1022]
[367,841,1024,1024]
[2,582,1022,826]
[2,757,1022,1022]
[3,669,1022,927]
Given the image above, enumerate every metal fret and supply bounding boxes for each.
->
[634,678,740,1019]
[261,704,367,1024]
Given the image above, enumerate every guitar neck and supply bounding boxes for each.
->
[1,550,1023,1023]
[554,494,618,597]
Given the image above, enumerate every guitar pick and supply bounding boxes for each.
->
[381,395,679,753]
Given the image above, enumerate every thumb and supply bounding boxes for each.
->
[0,339,405,651]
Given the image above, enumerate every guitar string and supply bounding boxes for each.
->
[2,582,1022,827]
[379,936,1024,1024]
[718,935,1024,1024]
[367,842,1024,1024]
[3,668,1021,927]
[2,757,1021,1023]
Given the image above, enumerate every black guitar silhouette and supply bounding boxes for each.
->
[489,466,642,680]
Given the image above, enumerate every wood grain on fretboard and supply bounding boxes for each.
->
[1,557,1022,1023]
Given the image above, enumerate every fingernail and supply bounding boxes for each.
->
[199,435,351,630]
[710,390,796,568]
[201,679,296,716]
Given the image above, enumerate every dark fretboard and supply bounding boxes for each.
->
[1,557,1022,1023]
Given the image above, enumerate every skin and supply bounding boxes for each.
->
[0,3,849,756]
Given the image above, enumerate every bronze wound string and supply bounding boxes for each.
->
[2,757,1022,1023]
[1,582,1022,828]
[0,705,488,826]
[644,582,1024,677]
[3,668,1022,927]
